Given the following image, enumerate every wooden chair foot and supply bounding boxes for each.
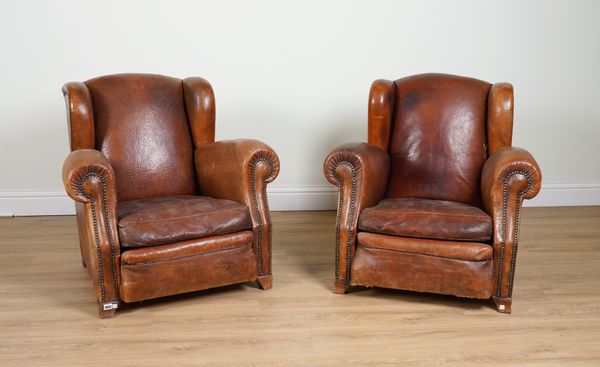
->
[256,274,272,290]
[82,257,87,268]
[492,296,512,314]
[333,280,349,294]
[97,302,118,319]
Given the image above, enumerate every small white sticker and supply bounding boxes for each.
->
[103,302,118,311]
[499,305,505,310]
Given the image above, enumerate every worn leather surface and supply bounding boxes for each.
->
[183,77,216,147]
[482,147,541,300]
[62,75,279,316]
[117,195,252,248]
[195,139,280,278]
[358,198,492,242]
[368,79,395,151]
[323,142,389,290]
[487,83,514,155]
[62,82,95,150]
[85,73,197,202]
[120,242,257,302]
[62,149,121,316]
[357,232,493,261]
[351,246,494,299]
[121,231,252,265]
[326,74,541,309]
[387,73,491,206]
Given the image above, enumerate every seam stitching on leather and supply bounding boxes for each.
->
[331,160,357,285]
[497,170,531,298]
[250,156,275,276]
[76,172,120,304]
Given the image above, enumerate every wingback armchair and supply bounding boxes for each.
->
[324,73,541,313]
[62,74,279,318]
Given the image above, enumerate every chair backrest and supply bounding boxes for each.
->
[368,73,514,206]
[63,73,215,202]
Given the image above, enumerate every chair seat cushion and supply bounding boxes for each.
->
[117,195,252,248]
[357,232,492,261]
[358,198,492,242]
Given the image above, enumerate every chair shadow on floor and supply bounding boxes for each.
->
[347,286,497,312]
[116,284,250,316]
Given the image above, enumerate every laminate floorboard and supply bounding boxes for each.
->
[0,207,599,366]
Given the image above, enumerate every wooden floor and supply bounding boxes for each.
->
[0,207,599,366]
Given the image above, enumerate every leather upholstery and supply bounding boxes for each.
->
[62,82,94,150]
[351,246,495,299]
[183,77,216,148]
[117,195,252,248]
[358,198,492,242]
[85,74,197,202]
[62,74,279,317]
[387,74,491,206]
[195,139,280,281]
[63,149,121,318]
[481,146,541,311]
[368,79,395,151]
[121,231,253,265]
[357,232,493,261]
[323,142,389,293]
[487,83,514,155]
[121,240,257,302]
[324,74,541,312]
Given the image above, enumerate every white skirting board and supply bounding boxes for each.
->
[0,183,599,216]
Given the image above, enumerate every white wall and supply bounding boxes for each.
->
[1,0,599,214]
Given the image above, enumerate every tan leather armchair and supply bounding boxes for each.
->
[324,73,541,313]
[62,74,279,318]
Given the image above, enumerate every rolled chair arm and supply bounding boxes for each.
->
[195,139,280,285]
[323,142,390,292]
[481,147,542,311]
[62,149,121,317]
[63,149,116,203]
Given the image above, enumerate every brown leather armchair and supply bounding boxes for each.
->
[62,74,279,318]
[324,73,541,313]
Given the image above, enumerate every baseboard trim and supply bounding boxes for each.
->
[1,183,598,216]
[523,183,600,207]
[0,191,75,217]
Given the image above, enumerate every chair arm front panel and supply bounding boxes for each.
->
[194,139,280,280]
[324,142,390,291]
[62,149,121,317]
[481,147,541,304]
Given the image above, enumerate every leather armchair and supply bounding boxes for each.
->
[324,74,541,313]
[62,74,279,318]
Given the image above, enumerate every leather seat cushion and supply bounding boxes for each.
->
[358,198,492,242]
[117,195,252,248]
[357,232,492,261]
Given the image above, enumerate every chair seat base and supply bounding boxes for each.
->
[350,246,494,299]
[120,242,257,303]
